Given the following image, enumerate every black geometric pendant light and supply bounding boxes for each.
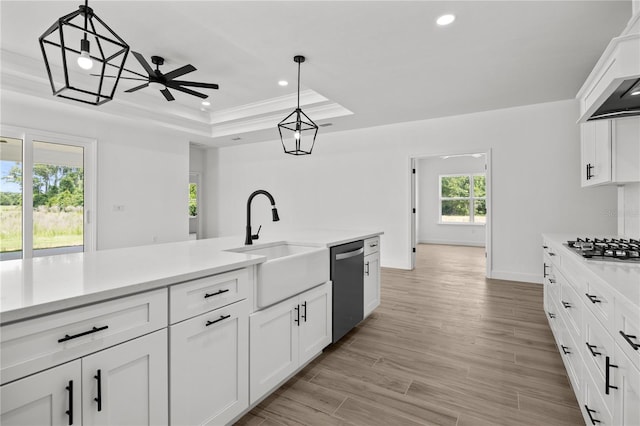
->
[277,55,319,155]
[38,0,129,106]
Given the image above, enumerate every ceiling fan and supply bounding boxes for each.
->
[99,51,219,102]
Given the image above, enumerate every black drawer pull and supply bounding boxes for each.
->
[561,345,571,355]
[548,312,556,319]
[301,301,307,322]
[562,301,571,309]
[542,245,548,249]
[605,356,618,395]
[585,293,602,304]
[548,278,556,284]
[549,252,556,256]
[58,325,109,343]
[205,314,231,327]
[204,288,230,299]
[94,369,102,411]
[294,305,300,326]
[543,263,549,278]
[586,342,601,357]
[620,331,640,350]
[585,405,600,425]
[66,380,73,425]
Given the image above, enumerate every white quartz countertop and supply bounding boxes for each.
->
[0,229,383,324]
[542,234,640,307]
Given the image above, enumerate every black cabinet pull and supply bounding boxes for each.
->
[585,293,602,304]
[548,312,556,319]
[66,380,73,425]
[301,301,307,322]
[619,331,640,350]
[562,301,571,309]
[549,252,556,257]
[543,263,549,278]
[586,163,594,180]
[561,345,571,355]
[365,261,370,276]
[94,369,102,411]
[585,342,601,357]
[204,288,229,299]
[58,325,108,343]
[205,314,231,327]
[548,278,556,284]
[605,356,618,395]
[294,305,300,326]
[584,405,600,425]
[542,245,548,249]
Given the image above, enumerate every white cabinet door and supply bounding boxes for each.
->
[170,300,249,426]
[250,297,299,404]
[363,252,381,318]
[613,347,640,426]
[82,329,168,426]
[1,360,81,426]
[299,283,332,365]
[581,120,612,187]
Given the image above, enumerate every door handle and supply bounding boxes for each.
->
[335,247,364,260]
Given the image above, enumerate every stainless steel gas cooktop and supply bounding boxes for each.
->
[565,238,640,262]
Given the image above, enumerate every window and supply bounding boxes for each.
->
[439,174,486,224]
[0,126,96,260]
[189,182,198,217]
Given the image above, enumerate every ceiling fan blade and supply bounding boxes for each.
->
[91,74,148,81]
[163,64,196,80]
[170,80,219,90]
[161,89,175,101]
[165,82,208,99]
[125,82,149,93]
[132,51,155,76]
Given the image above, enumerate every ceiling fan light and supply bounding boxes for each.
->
[149,81,167,91]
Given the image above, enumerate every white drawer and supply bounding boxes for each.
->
[582,308,615,380]
[1,288,168,385]
[583,273,614,331]
[559,315,583,395]
[169,268,250,324]
[364,237,380,256]
[559,274,583,338]
[614,296,640,372]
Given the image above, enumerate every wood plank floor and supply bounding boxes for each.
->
[236,244,584,426]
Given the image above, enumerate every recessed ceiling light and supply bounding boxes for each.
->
[436,14,455,26]
[278,80,288,87]
[201,100,211,106]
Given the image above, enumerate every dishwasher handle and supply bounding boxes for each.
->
[335,247,364,261]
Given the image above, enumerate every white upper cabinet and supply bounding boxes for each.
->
[580,117,640,187]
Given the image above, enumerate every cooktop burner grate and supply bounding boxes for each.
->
[565,237,640,262]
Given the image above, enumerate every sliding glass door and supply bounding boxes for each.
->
[0,127,95,260]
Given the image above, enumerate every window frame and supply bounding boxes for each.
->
[0,124,97,259]
[438,173,486,225]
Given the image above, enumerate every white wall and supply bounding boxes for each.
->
[216,99,618,282]
[416,155,486,247]
[1,92,190,250]
[621,183,640,238]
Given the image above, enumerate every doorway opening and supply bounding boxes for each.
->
[410,150,492,277]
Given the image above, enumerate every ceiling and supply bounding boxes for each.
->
[0,1,632,147]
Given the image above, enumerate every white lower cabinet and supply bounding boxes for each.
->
[1,360,81,426]
[0,329,168,426]
[250,282,331,404]
[612,345,640,426]
[170,300,249,426]
[363,251,380,318]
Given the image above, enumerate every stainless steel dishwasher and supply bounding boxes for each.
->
[330,240,364,343]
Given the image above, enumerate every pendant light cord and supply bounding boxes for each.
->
[83,0,89,41]
[297,59,301,110]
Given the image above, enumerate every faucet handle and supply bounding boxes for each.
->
[252,225,262,240]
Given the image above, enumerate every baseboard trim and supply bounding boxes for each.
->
[418,239,485,247]
[490,270,541,284]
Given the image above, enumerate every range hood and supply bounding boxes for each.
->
[587,77,640,121]
[577,15,640,123]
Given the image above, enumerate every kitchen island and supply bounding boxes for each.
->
[0,229,382,426]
